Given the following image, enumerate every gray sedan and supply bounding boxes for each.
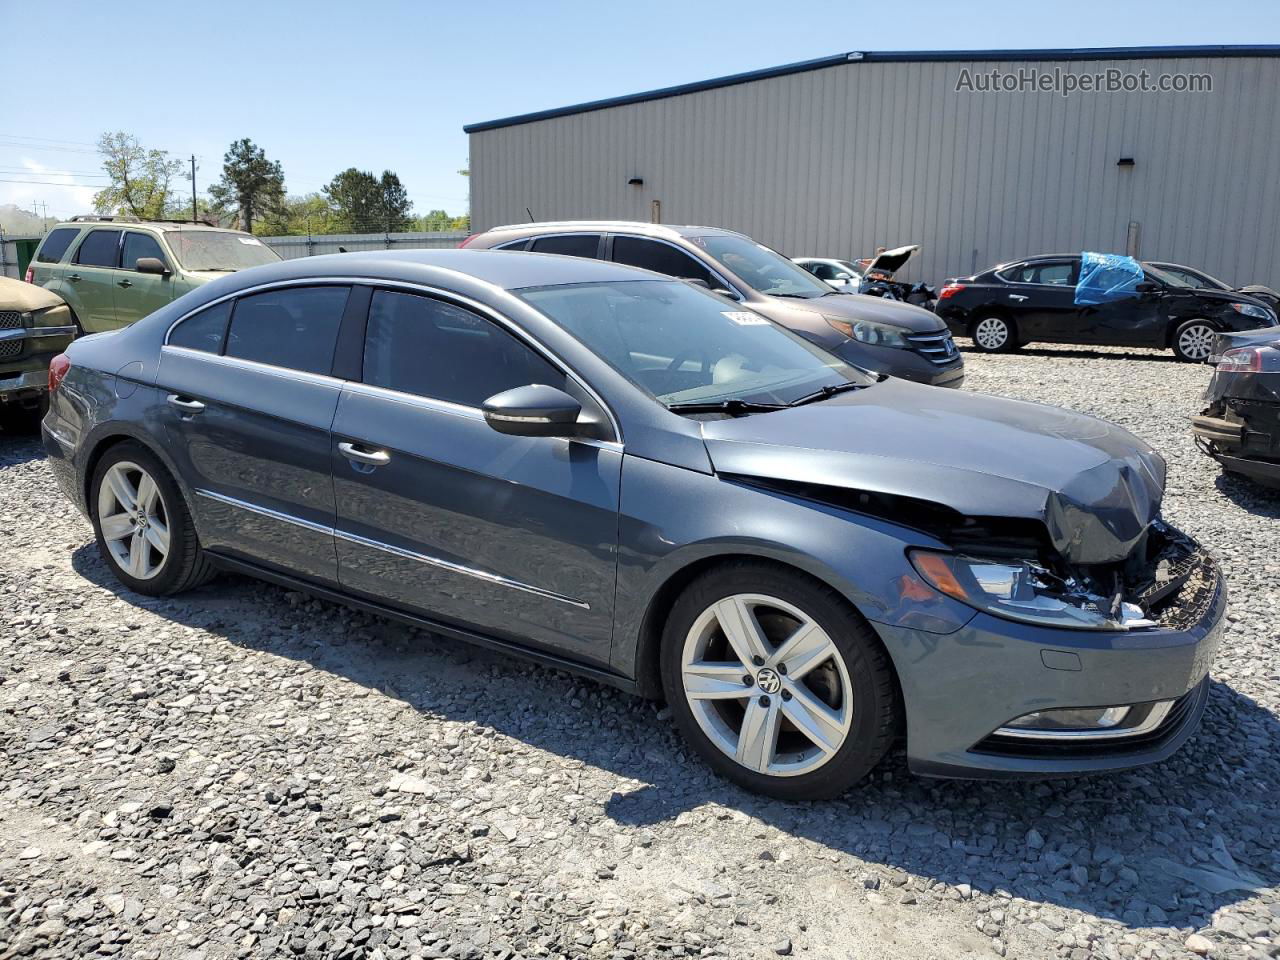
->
[42,250,1224,799]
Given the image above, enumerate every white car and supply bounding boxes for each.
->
[792,257,863,292]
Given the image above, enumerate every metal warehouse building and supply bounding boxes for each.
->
[465,45,1280,288]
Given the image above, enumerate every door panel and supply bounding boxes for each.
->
[332,387,622,666]
[999,261,1080,342]
[115,232,177,325]
[1081,294,1167,346]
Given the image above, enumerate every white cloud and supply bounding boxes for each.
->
[0,157,100,220]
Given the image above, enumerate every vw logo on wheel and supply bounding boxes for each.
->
[756,668,782,694]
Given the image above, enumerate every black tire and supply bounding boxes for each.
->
[970,315,1018,353]
[89,441,215,596]
[0,395,47,435]
[1172,319,1216,363]
[659,561,899,800]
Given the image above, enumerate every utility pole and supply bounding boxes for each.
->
[190,155,198,223]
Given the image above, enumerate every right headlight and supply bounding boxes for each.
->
[1230,302,1273,322]
[823,315,910,348]
[909,550,1153,631]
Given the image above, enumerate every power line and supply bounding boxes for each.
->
[0,177,106,187]
[0,133,100,147]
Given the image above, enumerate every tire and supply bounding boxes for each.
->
[659,561,898,800]
[1172,320,1216,363]
[89,441,215,596]
[0,395,47,435]
[970,315,1017,353]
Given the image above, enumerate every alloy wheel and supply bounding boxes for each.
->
[97,460,170,580]
[974,317,1009,350]
[680,593,853,777]
[1177,323,1215,361]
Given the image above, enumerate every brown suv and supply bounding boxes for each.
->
[462,221,963,387]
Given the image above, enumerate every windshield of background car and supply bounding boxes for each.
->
[517,279,871,407]
[164,231,282,271]
[690,235,832,298]
[1142,265,1193,288]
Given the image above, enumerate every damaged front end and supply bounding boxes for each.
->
[1193,331,1280,488]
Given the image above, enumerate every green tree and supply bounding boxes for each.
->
[378,171,413,231]
[324,167,414,233]
[255,193,341,236]
[92,131,184,219]
[209,138,286,232]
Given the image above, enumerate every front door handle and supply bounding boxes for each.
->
[117,279,133,288]
[67,273,82,283]
[167,394,206,414]
[338,442,391,466]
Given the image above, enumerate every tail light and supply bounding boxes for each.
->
[48,354,71,393]
[24,266,34,283]
[938,282,966,300]
[458,234,478,248]
[1217,345,1280,373]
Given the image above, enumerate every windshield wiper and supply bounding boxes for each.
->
[787,381,867,407]
[666,398,789,415]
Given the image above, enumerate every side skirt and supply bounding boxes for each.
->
[206,552,641,695]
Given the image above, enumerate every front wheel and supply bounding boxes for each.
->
[1173,320,1216,362]
[971,315,1017,352]
[660,562,898,800]
[90,442,214,595]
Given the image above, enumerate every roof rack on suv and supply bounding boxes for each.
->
[69,214,141,223]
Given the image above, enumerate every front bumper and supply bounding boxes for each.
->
[834,337,965,388]
[875,554,1226,779]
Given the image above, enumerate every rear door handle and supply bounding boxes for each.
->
[167,394,206,414]
[67,274,82,282]
[338,442,391,466]
[117,279,133,288]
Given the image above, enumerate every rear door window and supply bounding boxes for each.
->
[37,228,80,263]
[168,300,231,353]
[74,230,121,268]
[225,286,350,375]
[122,232,169,271]
[528,234,601,258]
[610,236,717,287]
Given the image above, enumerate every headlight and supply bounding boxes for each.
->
[1230,302,1273,321]
[823,315,910,348]
[909,550,1155,631]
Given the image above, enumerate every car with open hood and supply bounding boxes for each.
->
[42,249,1224,798]
[27,216,281,334]
[796,245,936,308]
[463,222,963,387]
[1192,327,1280,488]
[936,253,1278,361]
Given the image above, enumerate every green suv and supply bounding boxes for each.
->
[26,216,282,333]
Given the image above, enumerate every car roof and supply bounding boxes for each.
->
[478,220,747,242]
[209,248,676,291]
[53,218,248,234]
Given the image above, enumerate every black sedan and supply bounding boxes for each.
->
[1148,261,1280,312]
[1193,327,1280,488]
[936,254,1278,361]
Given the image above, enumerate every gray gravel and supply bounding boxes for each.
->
[2,343,1278,960]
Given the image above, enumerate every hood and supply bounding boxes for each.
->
[864,244,919,276]
[779,291,944,333]
[1,276,67,312]
[701,378,1165,565]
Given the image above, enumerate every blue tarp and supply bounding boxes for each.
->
[1075,252,1144,305]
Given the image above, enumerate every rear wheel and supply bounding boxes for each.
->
[660,562,898,800]
[971,315,1016,353]
[1173,320,1216,362]
[90,442,214,595]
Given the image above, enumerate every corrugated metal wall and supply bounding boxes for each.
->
[260,231,468,260]
[470,55,1280,287]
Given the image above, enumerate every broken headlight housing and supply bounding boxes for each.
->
[909,550,1154,631]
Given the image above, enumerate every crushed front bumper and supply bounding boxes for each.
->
[876,550,1226,779]
[1193,402,1280,488]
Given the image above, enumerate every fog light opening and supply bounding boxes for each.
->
[995,700,1177,741]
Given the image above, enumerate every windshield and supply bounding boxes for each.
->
[1141,264,1193,288]
[517,279,871,409]
[691,235,832,298]
[164,230,282,272]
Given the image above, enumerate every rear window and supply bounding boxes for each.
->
[529,234,601,258]
[37,228,80,263]
[74,230,121,268]
[168,300,231,353]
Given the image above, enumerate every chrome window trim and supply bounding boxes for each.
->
[193,488,589,609]
[163,275,624,445]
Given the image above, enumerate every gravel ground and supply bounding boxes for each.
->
[2,344,1278,960]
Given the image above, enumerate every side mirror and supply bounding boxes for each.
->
[136,257,169,275]
[1135,281,1159,294]
[483,384,583,438]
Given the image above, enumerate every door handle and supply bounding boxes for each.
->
[167,394,206,414]
[68,274,82,282]
[338,442,391,466]
[117,279,133,288]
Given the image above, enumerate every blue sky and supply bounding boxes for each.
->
[3,0,1277,222]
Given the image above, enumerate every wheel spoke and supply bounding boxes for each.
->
[144,518,170,555]
[781,684,848,755]
[127,532,147,577]
[713,597,771,666]
[684,662,750,700]
[106,468,138,512]
[735,697,780,773]
[136,473,159,512]
[769,621,834,679]
[99,513,135,542]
